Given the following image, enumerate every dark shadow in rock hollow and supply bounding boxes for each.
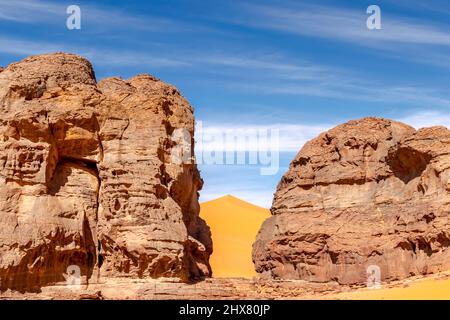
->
[387,146,431,184]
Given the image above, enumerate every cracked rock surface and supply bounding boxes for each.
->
[253,117,450,285]
[0,53,211,292]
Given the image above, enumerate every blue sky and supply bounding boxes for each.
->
[2,0,450,207]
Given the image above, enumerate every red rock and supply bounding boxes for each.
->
[253,117,450,285]
[0,53,211,292]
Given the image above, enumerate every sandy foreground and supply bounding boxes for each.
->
[326,272,450,300]
[1,272,450,300]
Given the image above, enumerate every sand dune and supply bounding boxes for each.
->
[200,195,271,278]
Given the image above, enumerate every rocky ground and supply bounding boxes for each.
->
[0,277,341,300]
[2,272,450,300]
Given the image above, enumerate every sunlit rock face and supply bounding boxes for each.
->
[0,53,211,292]
[254,117,450,285]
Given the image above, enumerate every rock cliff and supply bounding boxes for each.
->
[0,53,211,292]
[253,118,450,285]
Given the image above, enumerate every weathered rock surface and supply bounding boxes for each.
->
[0,53,211,292]
[253,117,450,285]
[0,277,343,300]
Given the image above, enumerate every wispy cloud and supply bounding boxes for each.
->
[208,58,450,108]
[214,1,450,70]
[197,54,339,81]
[187,50,450,108]
[0,0,62,22]
[387,0,450,17]
[2,34,450,109]
[241,82,450,107]
[85,50,191,68]
[398,110,450,129]
[237,3,450,47]
[0,36,190,69]
[0,37,61,56]
[0,0,200,33]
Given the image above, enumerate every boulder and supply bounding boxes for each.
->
[253,117,450,285]
[0,53,211,292]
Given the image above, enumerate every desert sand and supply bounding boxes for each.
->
[200,195,270,278]
[329,274,450,300]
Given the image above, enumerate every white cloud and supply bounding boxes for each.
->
[197,54,340,81]
[0,0,194,33]
[0,37,61,56]
[2,31,450,109]
[0,36,190,69]
[240,3,450,47]
[398,110,450,129]
[190,53,450,108]
[197,110,450,155]
[0,0,62,22]
[217,2,450,70]
[195,122,332,152]
[85,50,191,68]
[195,110,450,156]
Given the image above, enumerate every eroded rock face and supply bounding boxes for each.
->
[0,53,211,292]
[253,118,450,285]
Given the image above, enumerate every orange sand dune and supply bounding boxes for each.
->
[200,195,271,278]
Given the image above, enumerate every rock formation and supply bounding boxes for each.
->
[0,53,211,292]
[253,117,450,285]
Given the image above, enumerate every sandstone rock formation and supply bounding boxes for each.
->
[253,117,450,285]
[0,53,211,292]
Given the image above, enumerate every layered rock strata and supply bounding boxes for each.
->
[0,53,211,292]
[254,118,450,285]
